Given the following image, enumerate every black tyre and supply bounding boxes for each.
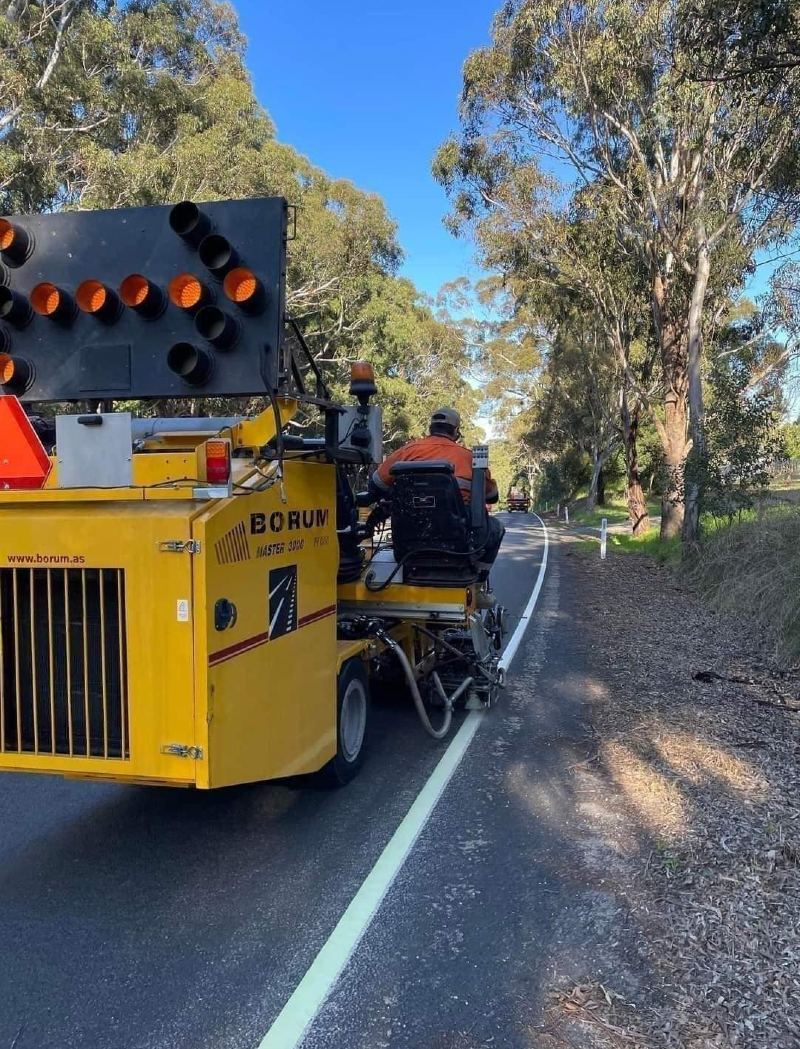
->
[323,657,370,786]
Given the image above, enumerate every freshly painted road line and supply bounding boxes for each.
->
[498,513,549,673]
[257,514,550,1049]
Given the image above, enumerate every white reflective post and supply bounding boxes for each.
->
[564,506,569,524]
[600,517,608,559]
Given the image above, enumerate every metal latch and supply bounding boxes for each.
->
[161,743,204,759]
[158,539,202,554]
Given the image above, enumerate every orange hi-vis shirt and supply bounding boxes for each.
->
[372,434,498,504]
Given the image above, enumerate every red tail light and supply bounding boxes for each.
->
[205,438,231,484]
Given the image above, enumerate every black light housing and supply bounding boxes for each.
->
[0,219,34,266]
[167,342,215,386]
[0,286,33,328]
[223,267,267,315]
[0,352,34,392]
[0,260,9,287]
[168,272,211,313]
[76,279,123,323]
[30,282,77,324]
[119,274,166,319]
[198,234,240,280]
[169,201,213,249]
[194,305,241,351]
[0,326,9,353]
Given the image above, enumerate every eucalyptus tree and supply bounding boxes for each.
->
[434,0,798,543]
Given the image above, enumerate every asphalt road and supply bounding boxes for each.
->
[0,513,561,1049]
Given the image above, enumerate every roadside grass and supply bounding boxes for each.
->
[572,530,681,564]
[567,492,661,529]
[686,502,800,667]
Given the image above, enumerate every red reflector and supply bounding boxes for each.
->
[205,439,230,485]
[0,396,51,489]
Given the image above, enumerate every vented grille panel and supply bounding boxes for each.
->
[0,568,129,759]
[215,521,251,565]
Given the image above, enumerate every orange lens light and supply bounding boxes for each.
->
[205,439,231,485]
[0,219,32,264]
[0,352,32,392]
[224,267,257,303]
[0,352,15,384]
[0,221,15,251]
[120,274,150,307]
[169,273,205,310]
[30,282,61,316]
[76,279,107,314]
[351,361,375,383]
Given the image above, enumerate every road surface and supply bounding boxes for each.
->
[0,513,602,1049]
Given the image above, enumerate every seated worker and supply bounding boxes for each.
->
[370,407,505,581]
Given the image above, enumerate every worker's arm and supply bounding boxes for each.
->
[369,443,408,498]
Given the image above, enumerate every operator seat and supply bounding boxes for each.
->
[388,461,481,586]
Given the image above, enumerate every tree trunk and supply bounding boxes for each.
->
[682,242,711,549]
[660,394,687,539]
[621,392,650,536]
[587,445,615,510]
[597,466,606,506]
[652,275,689,540]
[586,453,603,510]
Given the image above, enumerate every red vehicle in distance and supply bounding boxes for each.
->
[507,486,530,512]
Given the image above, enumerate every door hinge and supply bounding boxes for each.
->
[158,539,202,554]
[161,743,204,759]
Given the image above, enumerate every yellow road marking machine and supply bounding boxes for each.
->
[0,198,507,788]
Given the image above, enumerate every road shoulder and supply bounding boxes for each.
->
[549,541,800,1049]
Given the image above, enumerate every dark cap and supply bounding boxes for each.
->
[431,407,461,430]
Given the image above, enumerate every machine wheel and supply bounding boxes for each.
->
[324,657,370,786]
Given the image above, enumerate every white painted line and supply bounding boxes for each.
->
[257,513,549,1049]
[269,597,285,635]
[498,513,549,673]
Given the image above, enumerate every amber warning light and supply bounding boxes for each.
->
[349,360,377,403]
[119,274,165,318]
[0,395,51,490]
[0,219,33,265]
[223,267,265,314]
[30,282,76,323]
[168,273,208,312]
[76,279,121,323]
[0,352,34,392]
[205,439,231,485]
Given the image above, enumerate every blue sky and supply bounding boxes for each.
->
[234,0,499,299]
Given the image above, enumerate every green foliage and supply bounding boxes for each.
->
[0,0,477,439]
[685,322,783,526]
[535,449,591,504]
[435,0,799,546]
[779,421,800,460]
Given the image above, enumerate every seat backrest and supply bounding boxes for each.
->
[388,461,478,584]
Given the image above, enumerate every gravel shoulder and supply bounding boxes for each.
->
[551,538,800,1049]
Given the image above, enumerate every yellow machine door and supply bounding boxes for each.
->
[0,502,198,785]
[192,463,339,789]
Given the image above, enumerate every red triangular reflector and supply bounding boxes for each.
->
[0,395,51,490]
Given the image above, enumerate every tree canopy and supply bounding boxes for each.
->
[0,0,477,443]
[435,0,799,547]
